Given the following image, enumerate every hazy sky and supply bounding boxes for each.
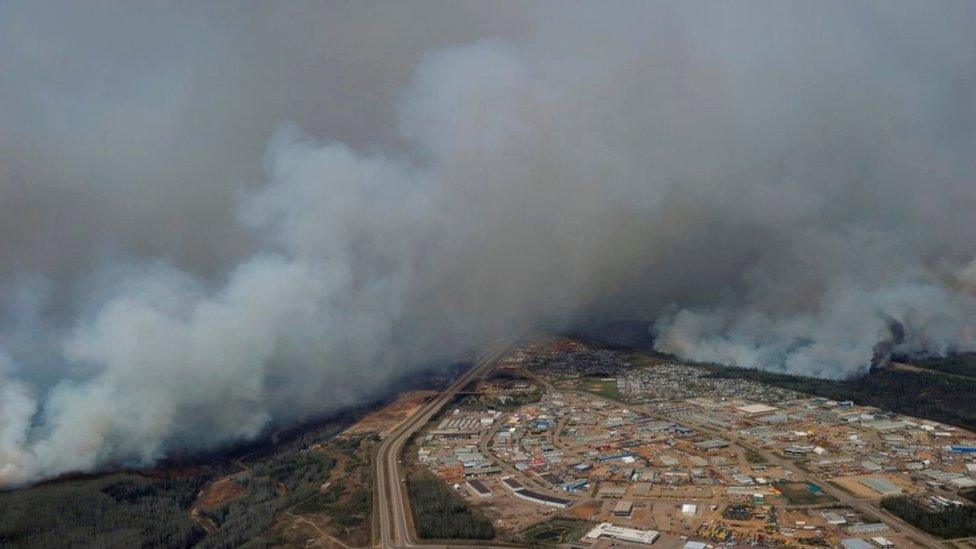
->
[1,1,975,484]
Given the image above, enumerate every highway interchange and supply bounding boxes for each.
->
[374,340,517,548]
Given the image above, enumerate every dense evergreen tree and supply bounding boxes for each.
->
[0,473,207,548]
[198,451,336,548]
[911,352,976,378]
[407,474,493,540]
[881,496,976,538]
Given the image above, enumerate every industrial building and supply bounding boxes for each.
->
[736,403,778,415]
[584,522,660,545]
[858,476,901,496]
[411,337,976,547]
[841,539,874,549]
[613,500,634,518]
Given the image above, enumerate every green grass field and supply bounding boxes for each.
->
[774,482,836,505]
[578,377,626,402]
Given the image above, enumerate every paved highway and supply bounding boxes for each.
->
[374,343,939,548]
[374,340,518,548]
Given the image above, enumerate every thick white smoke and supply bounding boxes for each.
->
[1,2,975,484]
[655,281,976,379]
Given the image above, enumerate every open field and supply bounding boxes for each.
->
[342,390,435,437]
[577,377,626,401]
[194,477,246,510]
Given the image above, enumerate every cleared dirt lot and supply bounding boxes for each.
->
[830,473,919,499]
[194,476,246,509]
[343,391,435,437]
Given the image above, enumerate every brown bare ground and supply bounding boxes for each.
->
[567,500,603,520]
[195,476,246,509]
[342,390,435,437]
[890,361,974,379]
[278,512,354,548]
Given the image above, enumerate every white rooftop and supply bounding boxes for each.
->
[736,403,778,415]
[585,522,660,545]
[950,476,976,489]
[841,539,874,549]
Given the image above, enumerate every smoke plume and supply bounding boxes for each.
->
[1,1,975,484]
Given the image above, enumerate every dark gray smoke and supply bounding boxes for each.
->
[1,1,975,484]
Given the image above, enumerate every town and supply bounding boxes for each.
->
[407,337,976,548]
